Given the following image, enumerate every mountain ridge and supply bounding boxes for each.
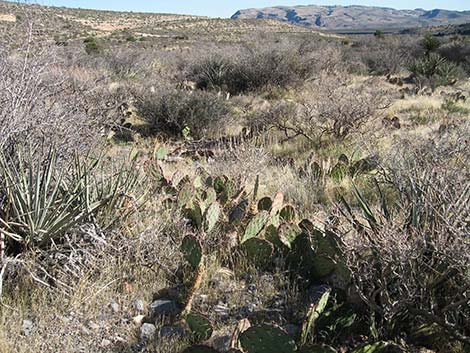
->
[231,5,470,30]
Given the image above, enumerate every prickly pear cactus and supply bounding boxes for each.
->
[287,233,316,276]
[257,197,273,212]
[204,188,217,206]
[185,202,203,229]
[178,183,195,208]
[181,235,202,269]
[264,224,285,251]
[241,237,274,268]
[204,202,220,233]
[278,223,301,249]
[239,325,296,353]
[186,313,213,343]
[300,288,331,346]
[280,205,296,223]
[241,211,270,243]
[270,192,284,215]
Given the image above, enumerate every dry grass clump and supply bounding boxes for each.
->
[340,122,470,347]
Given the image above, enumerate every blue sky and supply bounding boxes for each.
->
[19,0,470,17]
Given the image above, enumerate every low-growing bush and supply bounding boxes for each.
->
[340,131,470,347]
[438,41,470,74]
[185,42,322,94]
[262,74,391,143]
[409,53,462,90]
[135,87,230,139]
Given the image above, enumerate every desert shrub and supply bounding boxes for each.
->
[104,49,144,79]
[185,41,322,94]
[438,41,470,74]
[135,87,230,139]
[409,53,462,90]
[0,34,108,155]
[360,39,410,76]
[84,36,101,55]
[263,74,390,142]
[340,129,470,347]
[420,33,441,54]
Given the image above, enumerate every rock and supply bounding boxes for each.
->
[140,323,156,340]
[134,299,145,312]
[158,325,187,339]
[21,319,34,336]
[148,299,181,322]
[88,321,101,331]
[247,284,257,292]
[210,334,231,351]
[132,315,145,325]
[101,339,112,348]
[110,301,120,313]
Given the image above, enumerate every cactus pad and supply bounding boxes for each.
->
[204,202,220,233]
[181,235,202,269]
[278,223,301,249]
[241,237,274,268]
[241,211,270,243]
[239,325,296,353]
[186,313,213,343]
[280,205,296,222]
[257,197,273,212]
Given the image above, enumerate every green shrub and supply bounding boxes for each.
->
[186,45,314,94]
[83,36,101,55]
[409,53,461,89]
[135,88,230,139]
[421,33,441,54]
[0,148,139,250]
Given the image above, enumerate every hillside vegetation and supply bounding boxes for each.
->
[0,2,469,353]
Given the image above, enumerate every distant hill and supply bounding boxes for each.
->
[231,5,470,30]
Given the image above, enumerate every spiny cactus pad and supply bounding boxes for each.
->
[264,224,285,250]
[312,256,336,279]
[278,223,301,249]
[270,192,284,216]
[178,184,195,208]
[181,235,202,269]
[186,313,213,343]
[257,197,273,212]
[280,205,296,222]
[241,211,270,243]
[204,202,220,233]
[239,325,296,353]
[241,237,274,268]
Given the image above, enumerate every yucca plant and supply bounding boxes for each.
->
[66,153,144,229]
[0,148,108,248]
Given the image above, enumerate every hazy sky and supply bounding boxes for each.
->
[16,0,470,17]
